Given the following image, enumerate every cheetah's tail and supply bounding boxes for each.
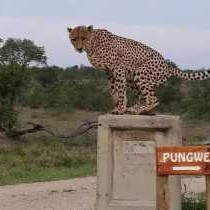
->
[169,66,210,81]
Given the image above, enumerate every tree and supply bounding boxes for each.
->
[0,38,47,67]
[165,59,178,69]
[0,38,47,136]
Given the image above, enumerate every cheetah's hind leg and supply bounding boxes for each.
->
[126,103,158,115]
[126,91,159,115]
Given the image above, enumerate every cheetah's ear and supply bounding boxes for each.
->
[67,27,72,33]
[87,25,93,31]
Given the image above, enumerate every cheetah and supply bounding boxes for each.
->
[67,25,210,115]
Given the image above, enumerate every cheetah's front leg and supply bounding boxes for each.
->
[107,72,118,106]
[108,64,127,115]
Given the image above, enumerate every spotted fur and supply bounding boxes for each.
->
[67,25,210,114]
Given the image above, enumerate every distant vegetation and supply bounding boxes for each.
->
[27,65,210,121]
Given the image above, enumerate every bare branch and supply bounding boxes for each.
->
[10,123,44,138]
[10,120,98,139]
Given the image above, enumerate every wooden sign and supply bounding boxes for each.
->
[157,146,210,175]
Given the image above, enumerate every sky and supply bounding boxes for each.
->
[0,0,210,69]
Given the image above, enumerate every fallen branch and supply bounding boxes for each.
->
[10,120,98,139]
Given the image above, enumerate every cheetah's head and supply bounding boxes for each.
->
[67,25,93,53]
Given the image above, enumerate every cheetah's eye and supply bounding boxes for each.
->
[71,38,76,42]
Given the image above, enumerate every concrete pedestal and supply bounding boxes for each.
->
[96,115,182,210]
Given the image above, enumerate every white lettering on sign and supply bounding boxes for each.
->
[173,166,201,171]
[162,152,210,163]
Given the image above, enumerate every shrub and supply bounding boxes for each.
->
[182,193,205,210]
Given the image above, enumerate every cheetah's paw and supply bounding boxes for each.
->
[111,108,126,115]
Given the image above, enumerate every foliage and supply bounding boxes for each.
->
[0,65,29,132]
[0,38,47,135]
[156,59,184,113]
[14,64,210,120]
[73,79,112,111]
[182,193,205,210]
[20,66,112,112]
[156,77,183,113]
[182,80,210,120]
[0,65,28,104]
[165,59,179,69]
[0,38,46,67]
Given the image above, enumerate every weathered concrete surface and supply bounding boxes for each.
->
[96,115,182,210]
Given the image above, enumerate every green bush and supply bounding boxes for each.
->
[0,65,29,132]
[156,77,183,113]
[74,80,112,112]
[182,80,210,120]
[19,67,112,112]
[182,194,205,210]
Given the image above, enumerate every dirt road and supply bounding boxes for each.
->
[0,177,96,210]
[0,176,206,210]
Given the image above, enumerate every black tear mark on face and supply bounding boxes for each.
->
[67,28,72,33]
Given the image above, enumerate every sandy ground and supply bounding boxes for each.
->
[0,176,206,210]
[0,177,96,210]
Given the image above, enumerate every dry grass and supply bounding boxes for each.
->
[182,118,210,144]
[0,107,98,185]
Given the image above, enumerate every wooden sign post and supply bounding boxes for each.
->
[156,146,210,210]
